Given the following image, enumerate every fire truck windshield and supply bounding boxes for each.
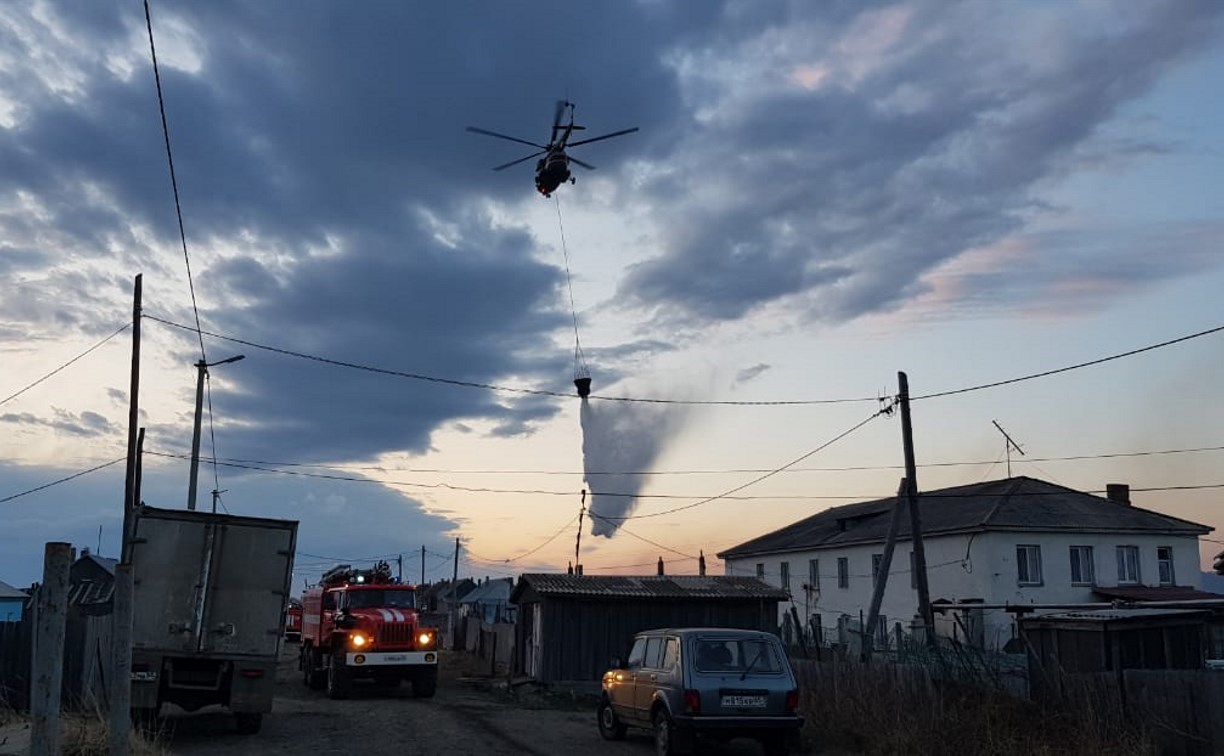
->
[346,589,415,609]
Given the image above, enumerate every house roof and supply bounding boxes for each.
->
[459,577,513,604]
[77,553,117,576]
[0,580,26,600]
[1093,585,1224,602]
[511,574,789,603]
[718,476,1211,560]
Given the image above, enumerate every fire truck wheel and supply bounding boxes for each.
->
[326,654,352,699]
[412,668,437,698]
[234,712,263,735]
[302,646,325,689]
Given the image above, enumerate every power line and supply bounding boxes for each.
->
[585,513,699,559]
[0,458,125,504]
[913,323,1224,401]
[143,0,206,363]
[596,407,889,521]
[1,324,130,407]
[171,443,1224,478]
[142,314,878,406]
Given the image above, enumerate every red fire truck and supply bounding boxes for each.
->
[284,598,303,642]
[298,561,438,699]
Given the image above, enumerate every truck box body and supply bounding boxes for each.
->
[128,505,297,729]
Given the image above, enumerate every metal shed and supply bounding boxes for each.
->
[510,574,787,684]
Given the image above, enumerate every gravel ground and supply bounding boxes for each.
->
[165,644,772,755]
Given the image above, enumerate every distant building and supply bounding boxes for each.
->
[0,580,26,622]
[68,550,117,615]
[459,577,515,623]
[718,477,1214,650]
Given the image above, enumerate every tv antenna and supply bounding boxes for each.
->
[991,420,1025,477]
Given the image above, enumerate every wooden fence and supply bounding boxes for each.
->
[0,610,113,713]
[0,620,33,710]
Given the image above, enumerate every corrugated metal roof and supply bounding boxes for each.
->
[1028,608,1208,622]
[513,574,789,601]
[459,577,513,604]
[0,580,27,600]
[718,476,1211,559]
[1093,585,1224,602]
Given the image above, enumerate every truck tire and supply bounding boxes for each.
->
[412,667,437,698]
[302,645,325,689]
[234,712,263,735]
[326,653,351,700]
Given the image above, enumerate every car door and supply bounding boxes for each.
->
[609,636,646,722]
[632,635,666,721]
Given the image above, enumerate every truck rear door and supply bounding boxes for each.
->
[198,518,296,656]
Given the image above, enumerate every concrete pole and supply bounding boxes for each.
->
[122,275,142,561]
[109,563,133,755]
[30,542,72,756]
[862,477,908,660]
[187,360,206,510]
[450,538,459,650]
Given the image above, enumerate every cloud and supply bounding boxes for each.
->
[733,363,771,387]
[0,408,115,437]
[618,1,1224,325]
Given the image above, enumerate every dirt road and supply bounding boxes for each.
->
[167,645,769,755]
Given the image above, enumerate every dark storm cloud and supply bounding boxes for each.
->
[619,1,1224,324]
[0,408,114,437]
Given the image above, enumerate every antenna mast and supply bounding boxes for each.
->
[991,420,1026,477]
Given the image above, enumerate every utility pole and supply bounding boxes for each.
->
[30,542,72,756]
[187,354,244,510]
[899,372,934,645]
[574,490,586,574]
[862,477,908,660]
[396,554,403,583]
[122,275,142,560]
[450,537,460,651]
[420,545,425,585]
[109,563,133,755]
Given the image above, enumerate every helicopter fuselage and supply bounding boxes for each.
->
[535,150,572,197]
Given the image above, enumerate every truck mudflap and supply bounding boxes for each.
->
[346,651,438,667]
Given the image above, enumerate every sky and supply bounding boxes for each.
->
[2,1,1223,590]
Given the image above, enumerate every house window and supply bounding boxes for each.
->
[808,559,819,591]
[1117,546,1140,584]
[756,563,765,579]
[1069,546,1095,586]
[871,553,883,582]
[1016,545,1043,585]
[780,561,790,591]
[1157,546,1175,586]
[837,557,849,589]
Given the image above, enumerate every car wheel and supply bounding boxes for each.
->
[597,699,627,741]
[326,654,351,700]
[653,709,675,756]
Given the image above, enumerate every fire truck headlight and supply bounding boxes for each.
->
[418,632,434,647]
[350,632,369,648]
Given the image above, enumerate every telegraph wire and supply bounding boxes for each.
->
[1,323,131,407]
[913,323,1224,401]
[0,458,126,504]
[142,314,877,406]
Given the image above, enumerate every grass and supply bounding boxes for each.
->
[0,704,168,756]
[795,660,1151,755]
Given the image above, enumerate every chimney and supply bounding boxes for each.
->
[576,563,583,576]
[699,550,706,577]
[1106,483,1130,506]
[657,557,665,576]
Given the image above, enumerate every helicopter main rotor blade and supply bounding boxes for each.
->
[492,151,545,171]
[466,126,548,150]
[569,156,596,170]
[568,127,640,148]
[553,100,568,131]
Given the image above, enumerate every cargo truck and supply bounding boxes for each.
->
[128,505,298,734]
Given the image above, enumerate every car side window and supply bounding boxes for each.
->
[323,591,336,610]
[644,637,664,669]
[626,637,647,669]
[661,637,679,670]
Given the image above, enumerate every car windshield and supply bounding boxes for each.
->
[347,589,416,609]
[693,638,782,674]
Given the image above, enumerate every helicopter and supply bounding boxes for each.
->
[467,101,638,197]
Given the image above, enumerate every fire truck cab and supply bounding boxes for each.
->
[298,562,438,699]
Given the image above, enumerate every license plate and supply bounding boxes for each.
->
[384,654,407,662]
[721,695,766,708]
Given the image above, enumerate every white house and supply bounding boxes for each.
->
[717,477,1214,651]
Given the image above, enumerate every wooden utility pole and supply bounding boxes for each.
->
[30,542,72,756]
[898,372,934,645]
[450,537,460,651]
[109,563,133,755]
[420,545,425,585]
[862,477,908,660]
[121,275,142,561]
